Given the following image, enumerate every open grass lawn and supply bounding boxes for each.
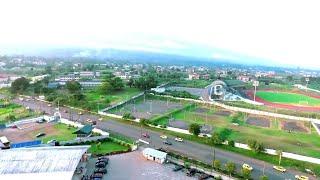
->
[176,79,211,88]
[0,103,36,123]
[88,141,129,155]
[39,123,77,143]
[85,87,141,110]
[153,105,320,158]
[256,91,320,106]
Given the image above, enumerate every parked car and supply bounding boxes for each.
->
[242,163,253,171]
[160,135,167,139]
[186,168,196,176]
[173,165,183,172]
[174,137,183,142]
[47,139,57,145]
[78,111,83,115]
[95,162,106,168]
[94,168,107,174]
[198,173,211,180]
[305,169,316,177]
[36,132,46,138]
[163,140,172,145]
[142,132,150,138]
[295,175,309,180]
[273,166,286,173]
[47,104,52,107]
[36,118,45,123]
[86,119,93,123]
[98,156,109,161]
[91,173,103,178]
[97,159,108,164]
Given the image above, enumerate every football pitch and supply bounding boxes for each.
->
[256,91,320,106]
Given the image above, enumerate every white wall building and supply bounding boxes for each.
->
[142,148,167,164]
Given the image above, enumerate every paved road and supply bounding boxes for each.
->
[14,98,316,180]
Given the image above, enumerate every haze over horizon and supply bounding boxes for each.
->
[1,0,320,69]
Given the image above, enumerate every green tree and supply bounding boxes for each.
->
[66,81,81,93]
[110,77,124,90]
[127,78,134,88]
[213,159,221,170]
[99,81,112,94]
[260,175,268,180]
[189,123,201,136]
[241,168,251,179]
[225,161,236,176]
[247,139,264,153]
[211,132,222,145]
[10,77,30,94]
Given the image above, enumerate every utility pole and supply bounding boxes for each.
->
[305,77,309,92]
[253,80,259,101]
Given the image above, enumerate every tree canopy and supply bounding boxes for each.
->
[10,77,30,94]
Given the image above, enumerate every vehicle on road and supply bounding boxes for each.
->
[163,140,172,145]
[63,109,68,113]
[48,104,52,107]
[186,168,196,177]
[86,119,93,123]
[36,132,46,138]
[273,166,286,172]
[47,139,57,145]
[36,118,45,123]
[174,137,183,142]
[173,165,183,172]
[295,175,309,180]
[160,135,167,139]
[142,132,150,138]
[78,111,83,115]
[95,162,106,168]
[305,169,316,177]
[98,118,103,121]
[94,168,107,174]
[242,163,253,171]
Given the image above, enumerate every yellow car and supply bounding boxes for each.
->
[160,135,167,139]
[295,175,309,180]
[242,163,253,171]
[273,166,286,173]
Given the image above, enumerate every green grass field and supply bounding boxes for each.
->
[152,105,320,158]
[88,141,129,155]
[256,91,320,106]
[84,87,141,111]
[0,102,36,123]
[38,123,77,143]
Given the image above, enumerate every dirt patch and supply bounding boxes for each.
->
[215,111,232,116]
[194,108,209,113]
[168,119,189,130]
[246,116,270,128]
[0,122,57,143]
[281,121,309,133]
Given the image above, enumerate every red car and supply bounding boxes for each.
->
[142,133,150,138]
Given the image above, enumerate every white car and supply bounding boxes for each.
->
[273,166,286,173]
[174,137,183,142]
[160,135,167,139]
[295,175,309,180]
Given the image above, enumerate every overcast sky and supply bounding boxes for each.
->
[0,0,320,68]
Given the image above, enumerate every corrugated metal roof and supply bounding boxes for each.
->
[0,145,89,180]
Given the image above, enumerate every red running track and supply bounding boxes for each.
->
[245,90,320,112]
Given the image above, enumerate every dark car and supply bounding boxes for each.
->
[95,162,106,168]
[163,140,172,145]
[173,165,183,172]
[98,156,109,161]
[96,159,108,164]
[94,168,107,174]
[91,173,103,178]
[186,169,197,177]
[198,173,211,180]
[36,132,46,138]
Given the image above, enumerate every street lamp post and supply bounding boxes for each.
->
[253,80,259,101]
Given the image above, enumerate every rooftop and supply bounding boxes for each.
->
[0,145,89,180]
[142,148,167,159]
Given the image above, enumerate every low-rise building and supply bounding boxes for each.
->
[188,73,200,80]
[142,148,167,164]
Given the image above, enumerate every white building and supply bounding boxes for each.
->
[142,148,167,164]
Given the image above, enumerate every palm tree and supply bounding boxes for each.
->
[225,161,236,176]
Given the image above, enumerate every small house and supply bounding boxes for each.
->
[73,125,93,137]
[142,148,167,164]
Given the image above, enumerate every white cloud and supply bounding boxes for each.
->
[0,0,320,68]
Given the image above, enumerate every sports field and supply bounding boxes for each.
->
[256,91,320,106]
